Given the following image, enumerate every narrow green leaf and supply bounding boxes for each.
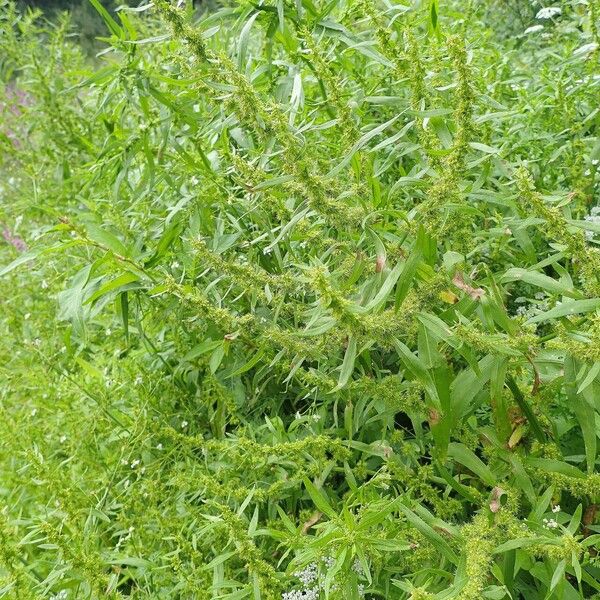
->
[565,356,597,473]
[303,478,337,519]
[447,442,496,486]
[502,268,582,299]
[526,298,600,324]
[332,337,358,391]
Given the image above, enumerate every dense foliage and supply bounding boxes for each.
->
[1,0,600,598]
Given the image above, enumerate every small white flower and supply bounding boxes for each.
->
[312,414,321,422]
[181,420,188,428]
[156,443,163,450]
[524,24,544,34]
[59,435,67,444]
[552,504,560,513]
[263,246,273,255]
[171,261,180,269]
[134,376,143,386]
[30,408,37,417]
[105,328,111,336]
[536,6,561,19]
[293,562,318,586]
[131,459,140,469]
[295,411,302,420]
[41,279,48,289]
[121,458,129,466]
[543,517,559,529]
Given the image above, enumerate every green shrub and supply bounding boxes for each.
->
[1,0,600,598]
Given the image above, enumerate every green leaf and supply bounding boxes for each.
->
[577,361,600,394]
[85,271,140,304]
[209,343,226,373]
[394,248,421,308]
[501,268,582,298]
[525,458,586,479]
[332,336,358,391]
[566,504,582,535]
[119,291,129,342]
[88,0,124,38]
[549,559,566,594]
[303,478,337,519]
[506,375,546,443]
[226,349,266,378]
[493,537,555,554]
[86,224,129,257]
[327,115,400,177]
[397,504,458,564]
[564,356,597,473]
[430,0,438,30]
[238,12,260,69]
[0,249,39,277]
[447,442,496,486]
[393,339,441,408]
[362,261,404,312]
[526,298,600,324]
[357,497,403,530]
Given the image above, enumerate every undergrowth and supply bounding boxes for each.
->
[0,0,600,598]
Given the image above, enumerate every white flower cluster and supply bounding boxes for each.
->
[322,556,335,569]
[543,517,559,529]
[281,588,319,600]
[294,563,318,587]
[536,6,561,19]
[282,588,319,600]
[281,562,320,600]
[514,294,549,318]
[282,557,366,599]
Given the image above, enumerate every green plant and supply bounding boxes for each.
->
[0,0,599,598]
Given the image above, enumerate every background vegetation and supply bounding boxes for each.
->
[0,0,599,598]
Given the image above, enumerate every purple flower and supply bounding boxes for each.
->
[2,227,27,252]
